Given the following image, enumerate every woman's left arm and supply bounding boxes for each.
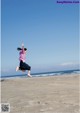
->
[21,43,25,53]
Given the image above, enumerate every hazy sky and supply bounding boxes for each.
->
[1,0,79,75]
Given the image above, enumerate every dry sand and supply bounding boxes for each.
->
[1,74,80,113]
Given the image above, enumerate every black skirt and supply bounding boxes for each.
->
[19,60,31,70]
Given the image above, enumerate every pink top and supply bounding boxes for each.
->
[19,48,26,62]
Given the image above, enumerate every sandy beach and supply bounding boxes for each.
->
[1,74,80,113]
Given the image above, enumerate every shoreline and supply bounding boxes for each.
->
[1,69,80,79]
[0,70,80,81]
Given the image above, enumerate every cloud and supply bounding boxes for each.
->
[60,62,76,66]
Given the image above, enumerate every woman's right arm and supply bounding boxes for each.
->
[21,43,25,53]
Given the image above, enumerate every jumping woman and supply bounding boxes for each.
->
[16,43,32,77]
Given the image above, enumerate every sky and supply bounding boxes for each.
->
[1,0,79,75]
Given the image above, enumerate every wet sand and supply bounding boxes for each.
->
[1,74,80,113]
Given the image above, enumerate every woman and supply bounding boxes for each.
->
[16,43,32,77]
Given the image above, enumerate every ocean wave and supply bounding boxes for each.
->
[1,69,80,79]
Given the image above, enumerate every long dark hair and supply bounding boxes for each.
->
[17,47,27,51]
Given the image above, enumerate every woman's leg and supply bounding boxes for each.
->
[16,61,26,72]
[16,66,26,72]
[23,63,32,77]
[16,66,19,71]
[28,70,32,77]
[18,61,32,77]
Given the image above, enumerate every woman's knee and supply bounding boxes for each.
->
[29,66,31,70]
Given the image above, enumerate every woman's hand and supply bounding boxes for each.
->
[22,43,24,47]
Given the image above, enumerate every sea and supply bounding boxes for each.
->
[1,69,80,79]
